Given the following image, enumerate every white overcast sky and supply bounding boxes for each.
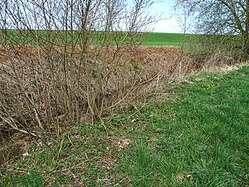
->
[148,0,185,33]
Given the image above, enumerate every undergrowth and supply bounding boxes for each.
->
[1,65,249,186]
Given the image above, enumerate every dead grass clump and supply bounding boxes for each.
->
[175,49,244,73]
[0,45,165,138]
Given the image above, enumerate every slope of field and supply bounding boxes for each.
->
[142,32,196,46]
[0,30,196,47]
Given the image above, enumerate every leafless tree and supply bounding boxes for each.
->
[175,0,249,57]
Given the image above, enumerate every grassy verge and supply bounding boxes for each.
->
[1,65,249,186]
[117,66,249,186]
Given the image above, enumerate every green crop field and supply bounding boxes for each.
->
[142,32,196,46]
[0,29,196,47]
[0,29,242,50]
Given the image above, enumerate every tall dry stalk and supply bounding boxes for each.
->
[0,0,159,139]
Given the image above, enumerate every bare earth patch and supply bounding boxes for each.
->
[0,45,183,65]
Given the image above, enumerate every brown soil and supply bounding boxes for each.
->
[0,44,184,65]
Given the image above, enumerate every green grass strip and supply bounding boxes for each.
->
[117,66,249,186]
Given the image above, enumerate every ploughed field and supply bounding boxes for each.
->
[0,32,192,64]
[0,44,183,64]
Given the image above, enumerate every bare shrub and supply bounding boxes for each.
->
[0,0,162,138]
[0,46,163,136]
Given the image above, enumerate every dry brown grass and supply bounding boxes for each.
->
[0,44,242,141]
